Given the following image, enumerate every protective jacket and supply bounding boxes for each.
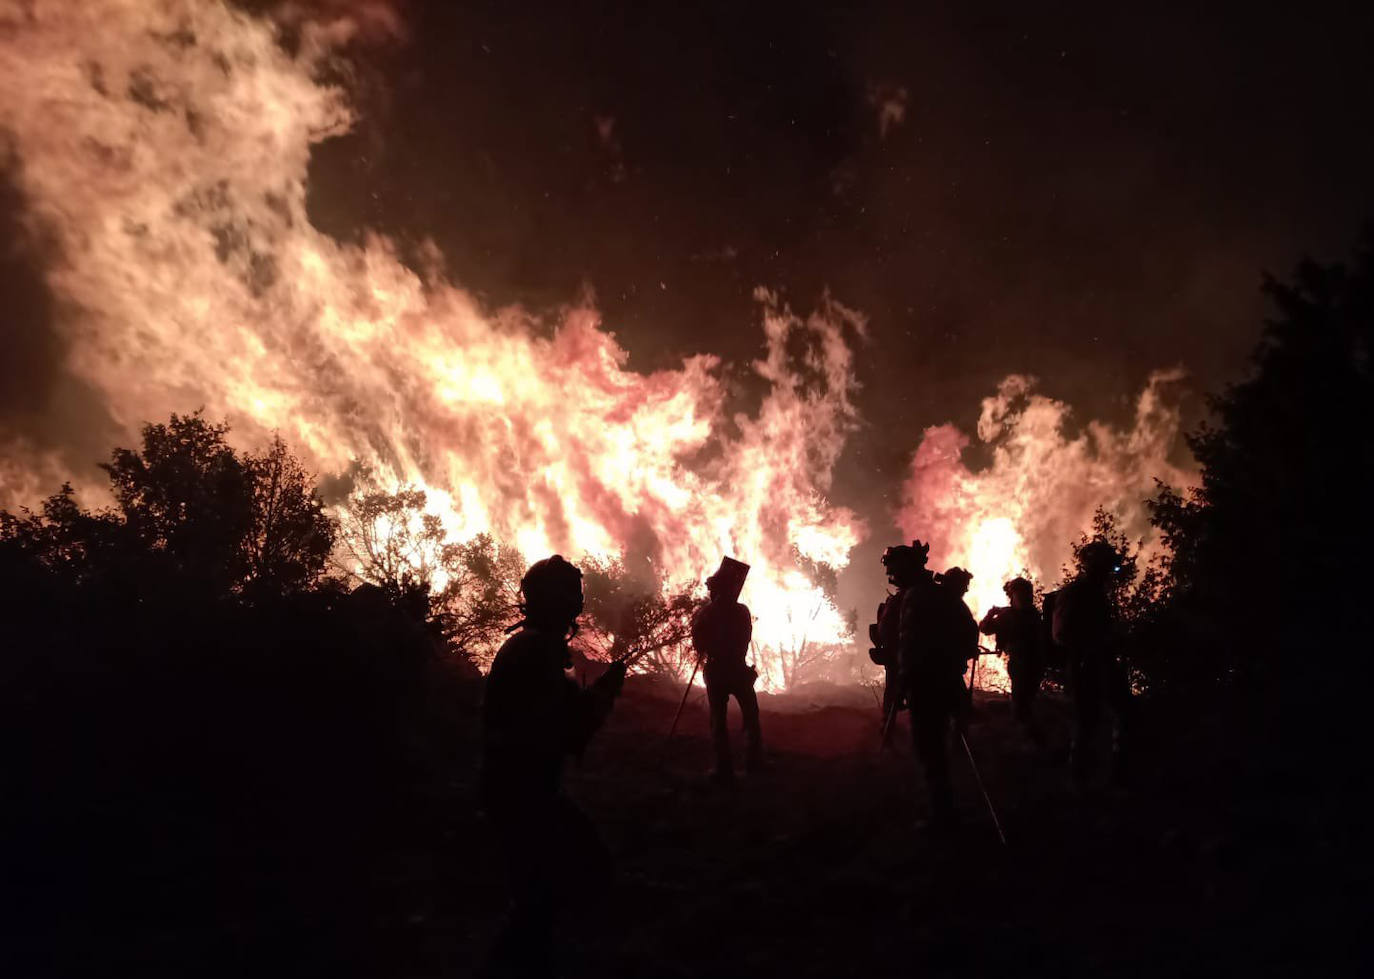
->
[1052,578,1115,660]
[480,626,616,807]
[980,605,1041,660]
[692,598,753,683]
[900,578,976,685]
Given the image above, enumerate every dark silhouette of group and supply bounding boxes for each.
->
[478,538,1132,975]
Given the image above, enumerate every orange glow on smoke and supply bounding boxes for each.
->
[898,373,1194,689]
[0,2,1194,691]
[0,0,864,688]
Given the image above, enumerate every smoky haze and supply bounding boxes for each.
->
[299,0,1374,611]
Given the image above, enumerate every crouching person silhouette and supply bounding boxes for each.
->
[479,555,626,977]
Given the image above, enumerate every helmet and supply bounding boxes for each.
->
[1079,540,1120,576]
[1003,576,1033,600]
[942,566,973,593]
[520,554,584,626]
[882,539,930,580]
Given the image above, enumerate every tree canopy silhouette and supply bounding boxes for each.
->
[3,412,336,600]
[101,412,257,594]
[1150,229,1374,689]
[242,434,336,596]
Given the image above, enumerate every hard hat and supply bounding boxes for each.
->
[882,539,930,572]
[942,566,973,589]
[520,554,584,621]
[1079,540,1120,572]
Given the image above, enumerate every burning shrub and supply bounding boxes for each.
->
[433,532,526,669]
[576,556,702,680]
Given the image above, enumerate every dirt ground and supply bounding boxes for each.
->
[389,678,1363,978]
[24,674,1362,978]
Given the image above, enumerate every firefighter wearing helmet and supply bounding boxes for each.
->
[885,541,973,829]
[870,541,932,722]
[980,576,1045,739]
[938,565,981,707]
[480,555,627,975]
[1052,539,1132,785]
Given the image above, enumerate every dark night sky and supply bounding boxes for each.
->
[304,0,1374,531]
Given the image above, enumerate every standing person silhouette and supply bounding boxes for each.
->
[898,550,973,830]
[981,577,1045,739]
[1053,540,1131,785]
[871,544,920,731]
[691,557,761,783]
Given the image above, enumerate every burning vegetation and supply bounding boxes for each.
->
[1,3,1371,978]
[0,0,1200,690]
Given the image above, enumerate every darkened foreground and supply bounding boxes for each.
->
[2,669,1364,978]
[2,230,1371,975]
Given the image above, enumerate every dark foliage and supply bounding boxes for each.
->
[3,222,1371,973]
[6,412,337,601]
[1149,230,1374,697]
[0,417,471,977]
[242,434,337,596]
[101,412,256,594]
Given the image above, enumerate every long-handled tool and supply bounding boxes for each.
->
[959,731,1007,846]
[662,659,701,753]
[878,689,902,751]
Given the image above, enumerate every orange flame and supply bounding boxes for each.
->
[0,0,864,689]
[896,372,1194,689]
[0,3,1197,692]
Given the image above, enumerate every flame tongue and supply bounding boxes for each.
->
[0,3,1195,692]
[898,372,1195,690]
[0,0,864,689]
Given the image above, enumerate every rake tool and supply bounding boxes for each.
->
[960,731,1007,846]
[661,659,702,755]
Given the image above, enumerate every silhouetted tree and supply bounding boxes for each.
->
[3,414,334,600]
[1150,230,1374,688]
[241,435,335,596]
[101,412,255,594]
[0,483,122,586]
[333,482,531,664]
[0,420,471,974]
